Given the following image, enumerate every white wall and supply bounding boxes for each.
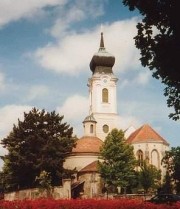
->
[64,154,99,171]
[132,141,169,178]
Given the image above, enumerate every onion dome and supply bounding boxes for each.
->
[72,136,103,153]
[90,32,115,74]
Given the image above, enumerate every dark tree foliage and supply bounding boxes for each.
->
[98,129,137,192]
[122,0,180,120]
[138,161,161,193]
[162,147,180,193]
[1,108,75,192]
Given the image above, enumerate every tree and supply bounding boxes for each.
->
[122,0,180,120]
[98,129,136,193]
[162,147,180,193]
[35,170,52,197]
[138,161,161,193]
[1,108,75,192]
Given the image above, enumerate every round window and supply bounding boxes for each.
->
[103,125,109,133]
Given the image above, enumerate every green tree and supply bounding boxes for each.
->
[1,107,75,192]
[98,129,136,193]
[36,170,52,197]
[161,171,173,194]
[122,0,180,120]
[138,161,161,193]
[162,147,180,193]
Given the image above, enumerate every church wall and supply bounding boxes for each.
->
[78,172,102,198]
[132,142,169,177]
[64,155,99,171]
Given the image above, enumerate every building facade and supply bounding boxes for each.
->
[64,33,169,198]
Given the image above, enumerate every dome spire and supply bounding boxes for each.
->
[100,32,105,49]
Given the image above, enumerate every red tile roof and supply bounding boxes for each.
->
[126,124,169,145]
[72,136,103,153]
[79,161,98,173]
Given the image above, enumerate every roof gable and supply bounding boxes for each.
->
[126,124,169,145]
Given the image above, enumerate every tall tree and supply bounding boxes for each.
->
[1,108,75,192]
[138,161,161,193]
[162,147,180,193]
[98,129,136,192]
[122,0,180,120]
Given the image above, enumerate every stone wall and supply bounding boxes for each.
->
[4,179,71,201]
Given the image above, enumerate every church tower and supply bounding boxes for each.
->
[86,33,119,141]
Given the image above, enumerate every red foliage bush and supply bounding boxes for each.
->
[0,199,180,209]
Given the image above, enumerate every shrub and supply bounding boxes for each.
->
[0,199,180,209]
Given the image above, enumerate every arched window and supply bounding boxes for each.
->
[90,124,93,133]
[137,150,143,166]
[102,88,108,103]
[151,149,159,168]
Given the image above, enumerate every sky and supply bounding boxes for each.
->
[0,0,179,167]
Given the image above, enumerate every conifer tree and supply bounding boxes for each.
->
[138,161,161,193]
[1,107,75,191]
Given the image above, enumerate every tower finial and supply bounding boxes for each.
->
[100,32,104,48]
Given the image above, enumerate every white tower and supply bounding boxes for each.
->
[85,33,119,141]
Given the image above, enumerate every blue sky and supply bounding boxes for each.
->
[0,0,179,164]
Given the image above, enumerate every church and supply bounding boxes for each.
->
[63,33,169,198]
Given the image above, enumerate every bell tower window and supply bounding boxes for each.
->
[102,88,108,103]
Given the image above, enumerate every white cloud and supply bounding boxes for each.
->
[0,0,67,27]
[135,70,151,85]
[35,31,98,75]
[0,105,32,140]
[103,19,141,73]
[56,94,89,136]
[50,9,85,38]
[117,115,141,131]
[50,0,105,38]
[35,17,141,76]
[0,105,32,164]
[56,94,88,121]
[26,85,49,101]
[120,70,151,88]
